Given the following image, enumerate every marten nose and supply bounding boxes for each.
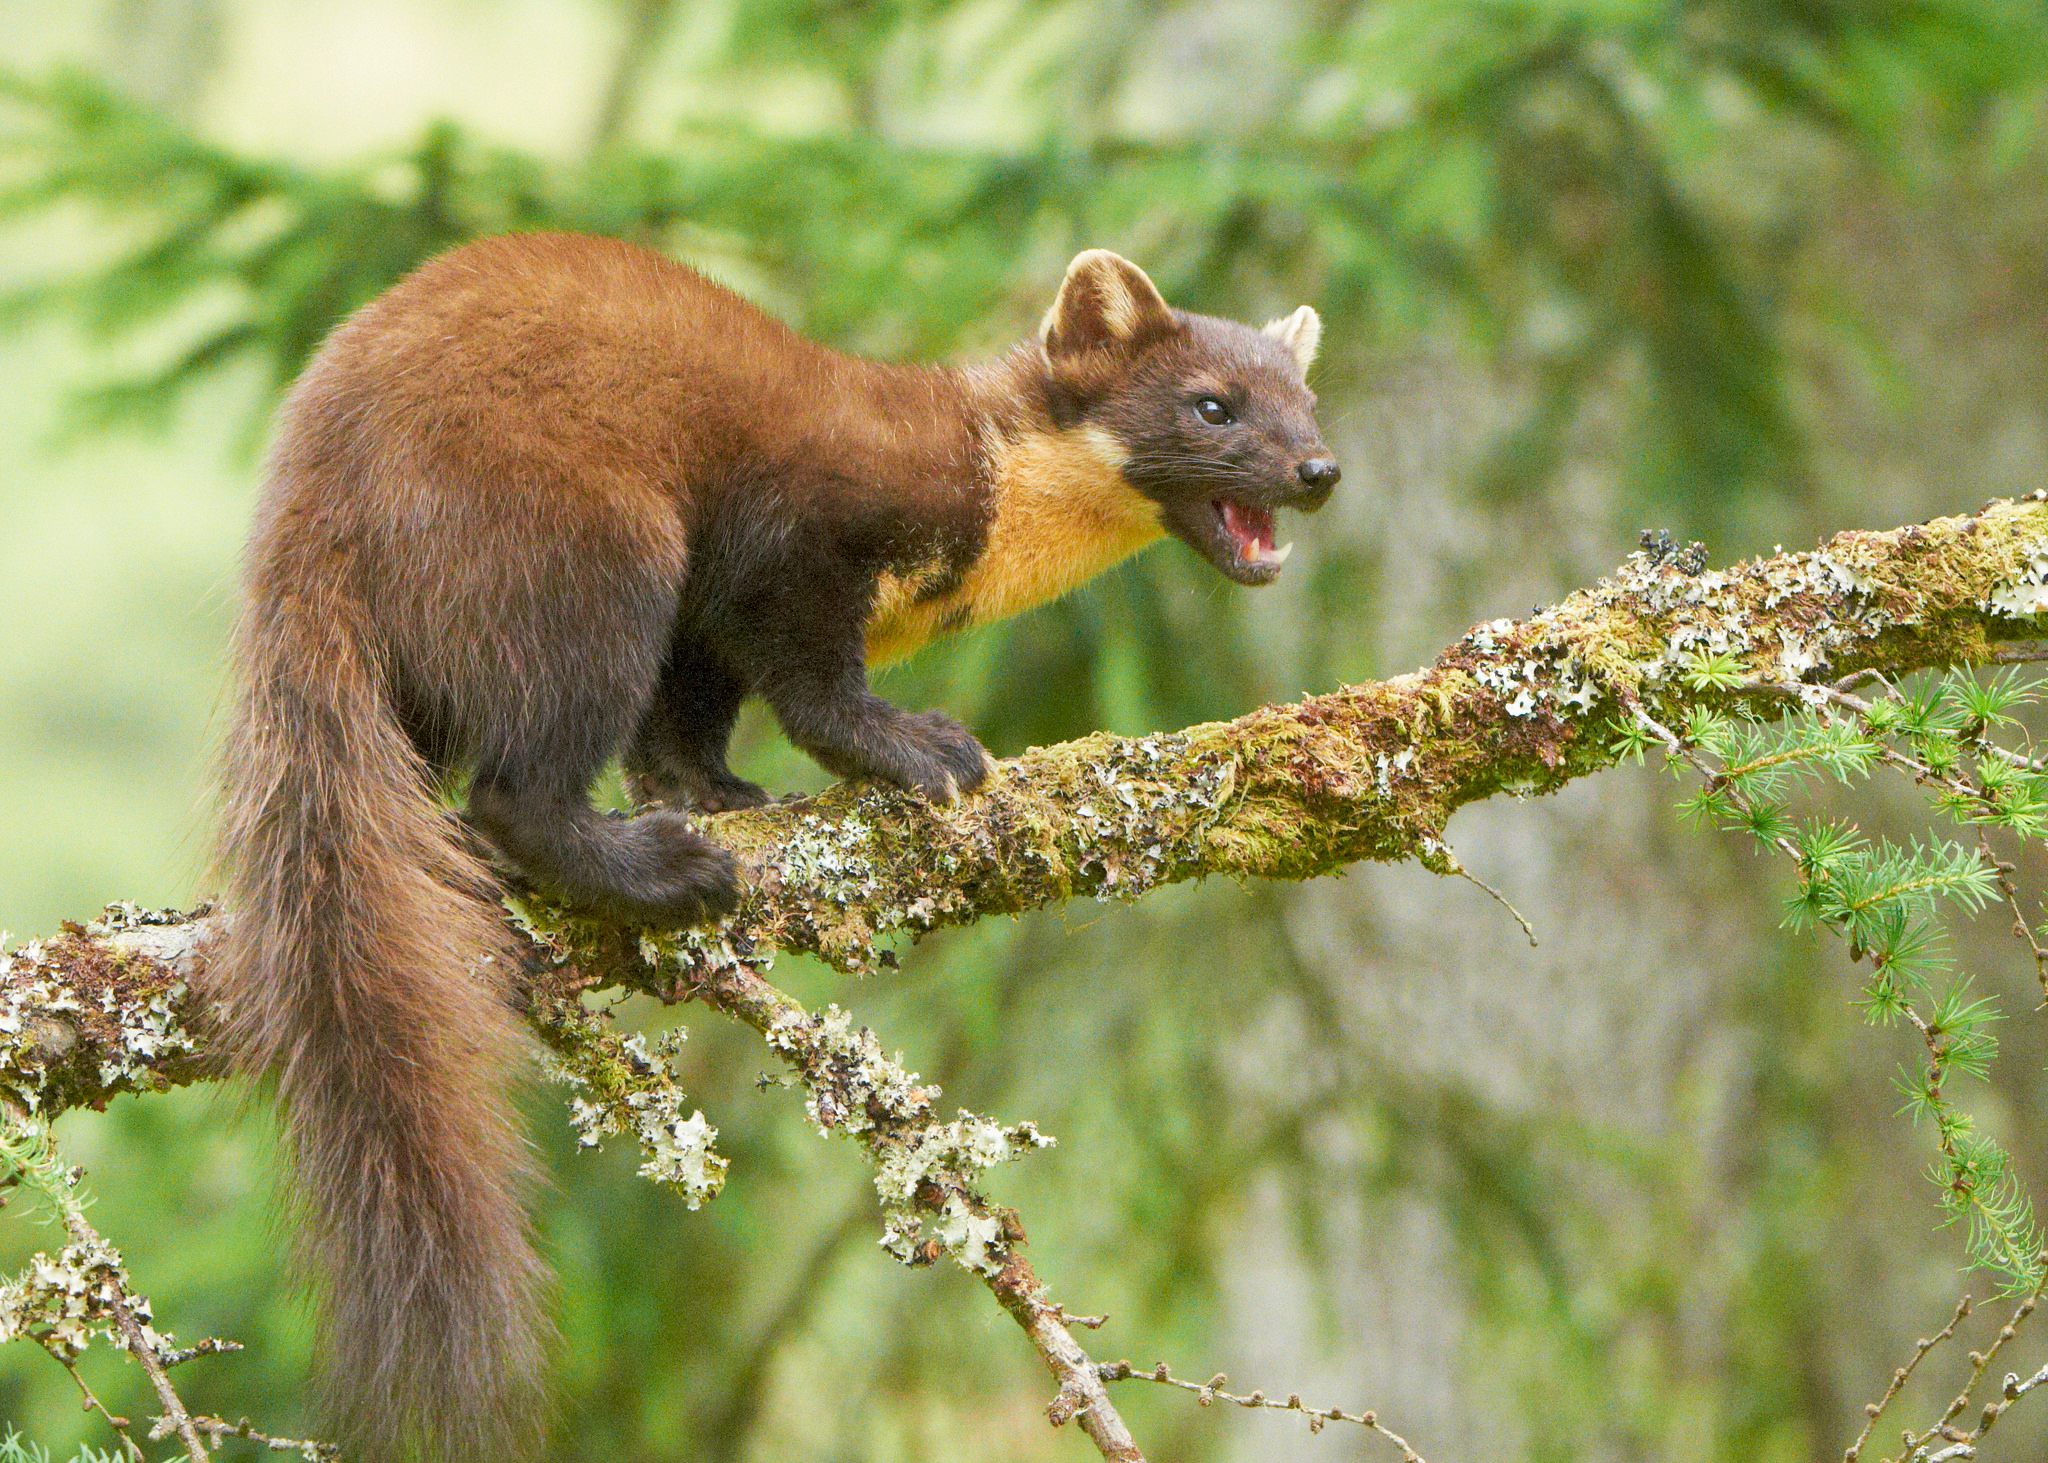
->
[1297,458,1340,491]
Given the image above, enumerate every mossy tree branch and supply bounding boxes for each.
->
[8,494,2048,1460]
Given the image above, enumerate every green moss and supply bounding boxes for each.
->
[12,498,2048,1123]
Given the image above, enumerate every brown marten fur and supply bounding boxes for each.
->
[209,233,1336,1460]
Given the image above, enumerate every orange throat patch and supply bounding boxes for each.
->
[865,425,1164,665]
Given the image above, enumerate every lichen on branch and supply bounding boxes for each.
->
[10,496,2048,1117]
[682,492,2048,975]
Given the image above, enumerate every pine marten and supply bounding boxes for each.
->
[210,233,1337,1460]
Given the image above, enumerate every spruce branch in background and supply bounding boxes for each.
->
[6,0,2041,491]
[8,499,2048,1457]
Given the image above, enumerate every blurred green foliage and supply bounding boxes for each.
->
[0,1,2045,1459]
[7,0,2042,502]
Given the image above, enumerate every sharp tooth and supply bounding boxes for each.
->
[1263,541,1294,566]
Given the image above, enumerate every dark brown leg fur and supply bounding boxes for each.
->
[469,783,737,924]
[448,556,741,927]
[741,616,991,801]
[624,640,770,813]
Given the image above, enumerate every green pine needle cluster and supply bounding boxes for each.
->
[0,1118,81,1223]
[0,1430,132,1463]
[1625,667,2048,1292]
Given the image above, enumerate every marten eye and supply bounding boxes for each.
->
[1194,396,1235,426]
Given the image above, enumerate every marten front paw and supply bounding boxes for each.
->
[892,712,993,804]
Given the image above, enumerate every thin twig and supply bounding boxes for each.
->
[1846,1296,1971,1461]
[1431,847,1539,946]
[163,1414,338,1459]
[1890,1259,2048,1462]
[63,1204,212,1462]
[158,1336,243,1367]
[1097,1359,1426,1460]
[1972,823,2048,1005]
[1974,1358,2048,1445]
[40,1334,145,1462]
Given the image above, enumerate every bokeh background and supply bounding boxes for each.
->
[3,2,2048,1459]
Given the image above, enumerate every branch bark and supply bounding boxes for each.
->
[8,494,2048,1458]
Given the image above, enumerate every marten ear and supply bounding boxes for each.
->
[1040,250,1176,362]
[1263,305,1322,374]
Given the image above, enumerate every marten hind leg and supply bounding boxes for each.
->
[468,778,737,926]
[623,640,769,813]
[460,585,740,928]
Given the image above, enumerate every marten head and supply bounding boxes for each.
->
[1037,249,1339,586]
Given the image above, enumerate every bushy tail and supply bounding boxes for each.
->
[212,578,547,1461]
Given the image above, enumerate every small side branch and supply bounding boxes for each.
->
[1866,1263,2048,1463]
[69,1201,213,1463]
[1846,1295,1971,1461]
[0,1110,333,1461]
[580,927,1153,1461]
[1098,1359,1424,1459]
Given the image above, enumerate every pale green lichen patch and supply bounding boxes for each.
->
[0,1235,138,1361]
[0,904,205,1116]
[1983,536,2048,619]
[917,1195,1007,1276]
[752,998,1051,1276]
[1036,735,1238,903]
[535,998,728,1209]
[0,1126,172,1364]
[872,1110,1053,1274]
[763,1002,926,1135]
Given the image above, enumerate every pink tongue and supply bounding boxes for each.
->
[1221,500,1275,554]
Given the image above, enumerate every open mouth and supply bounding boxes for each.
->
[1210,497,1294,585]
